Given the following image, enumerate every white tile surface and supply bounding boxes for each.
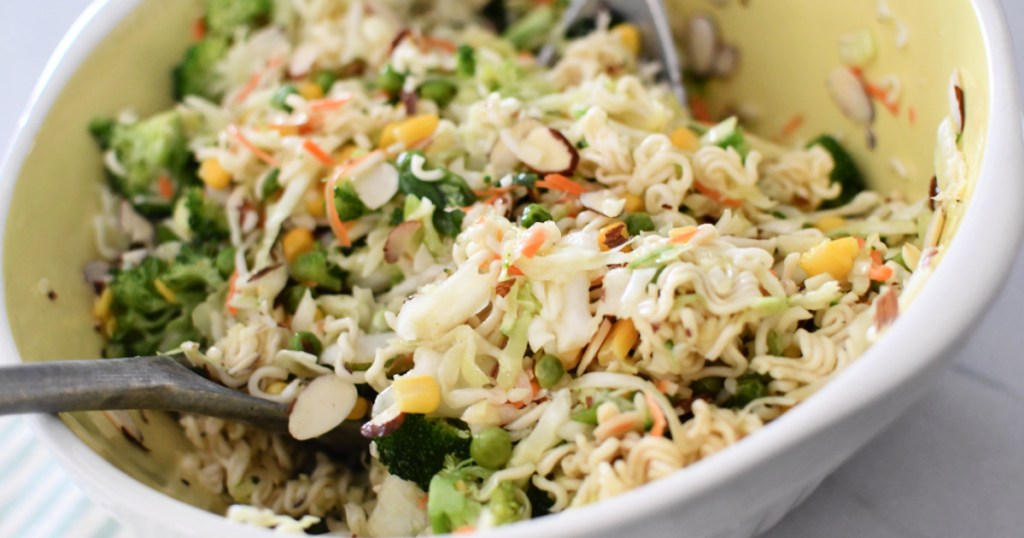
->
[1,1,1022,537]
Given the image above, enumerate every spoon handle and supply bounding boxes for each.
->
[0,355,289,431]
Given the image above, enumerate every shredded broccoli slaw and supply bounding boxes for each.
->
[84,1,952,535]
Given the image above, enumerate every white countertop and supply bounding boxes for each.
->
[1,1,1022,537]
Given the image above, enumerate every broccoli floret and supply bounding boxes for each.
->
[726,372,772,408]
[94,110,192,215]
[809,135,866,209]
[333,181,370,221]
[183,187,229,244]
[427,459,527,534]
[172,37,229,101]
[88,117,116,149]
[106,251,225,357]
[289,248,343,291]
[204,0,272,38]
[374,414,472,491]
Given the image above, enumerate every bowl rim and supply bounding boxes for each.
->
[1,0,1022,536]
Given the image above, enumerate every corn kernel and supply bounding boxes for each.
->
[282,228,316,263]
[153,279,178,304]
[598,319,639,366]
[393,375,441,414]
[379,114,440,149]
[598,222,630,251]
[266,381,289,395]
[306,190,326,218]
[800,237,861,279]
[298,81,324,100]
[815,216,847,233]
[670,127,699,151]
[348,397,369,420]
[623,193,644,213]
[93,287,114,320]
[199,158,232,190]
[613,24,642,56]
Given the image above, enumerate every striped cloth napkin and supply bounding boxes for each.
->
[0,416,129,538]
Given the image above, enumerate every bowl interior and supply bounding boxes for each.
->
[0,0,991,524]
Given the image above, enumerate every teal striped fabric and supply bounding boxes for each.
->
[0,416,128,538]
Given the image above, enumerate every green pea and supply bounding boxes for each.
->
[624,212,655,236]
[377,65,406,97]
[520,204,553,228]
[534,354,564,389]
[271,84,299,112]
[215,247,236,279]
[289,331,323,356]
[470,427,512,469]
[418,78,458,108]
[313,70,337,94]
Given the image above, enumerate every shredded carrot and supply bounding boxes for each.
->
[688,96,713,123]
[234,72,263,105]
[227,125,280,166]
[225,270,239,315]
[417,496,428,510]
[479,253,501,271]
[779,114,805,139]
[303,139,336,167]
[156,176,174,200]
[693,181,742,208]
[655,379,671,394]
[453,525,476,535]
[420,36,457,53]
[864,82,900,116]
[536,174,586,196]
[521,227,547,258]
[644,391,666,438]
[192,18,206,41]
[869,264,894,282]
[233,56,284,105]
[855,237,866,249]
[308,95,353,113]
[670,228,699,244]
[908,106,918,125]
[870,250,883,266]
[508,265,524,277]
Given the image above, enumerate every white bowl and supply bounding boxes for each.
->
[1,1,1021,537]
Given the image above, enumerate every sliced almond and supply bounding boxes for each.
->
[827,67,874,125]
[288,375,358,441]
[713,45,740,78]
[384,220,423,263]
[498,119,579,176]
[120,201,154,244]
[949,70,965,135]
[352,162,399,210]
[361,404,405,439]
[288,43,319,78]
[579,190,626,218]
[686,15,720,76]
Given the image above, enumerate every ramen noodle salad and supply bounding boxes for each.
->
[83,0,964,535]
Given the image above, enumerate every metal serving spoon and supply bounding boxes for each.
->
[0,355,368,455]
[537,0,687,104]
